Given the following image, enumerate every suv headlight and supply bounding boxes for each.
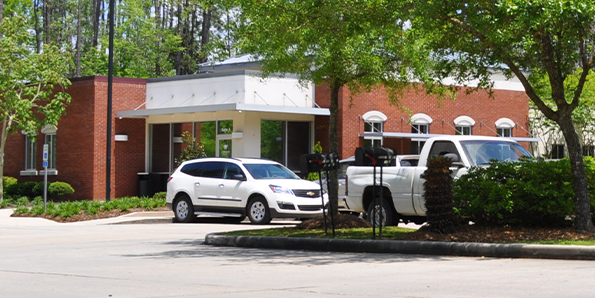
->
[269,185,294,195]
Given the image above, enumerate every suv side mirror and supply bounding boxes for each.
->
[233,174,247,181]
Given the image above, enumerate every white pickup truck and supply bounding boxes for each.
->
[344,136,533,225]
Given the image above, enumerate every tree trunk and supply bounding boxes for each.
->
[93,0,100,47]
[174,3,183,75]
[558,114,594,231]
[0,0,4,25]
[327,80,340,216]
[0,118,10,203]
[75,0,82,77]
[34,0,41,53]
[199,8,211,64]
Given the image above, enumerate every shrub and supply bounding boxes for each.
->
[152,192,166,201]
[453,159,575,227]
[48,182,75,198]
[422,156,456,234]
[33,182,48,197]
[2,176,17,189]
[7,181,38,197]
[16,196,30,206]
[32,196,43,206]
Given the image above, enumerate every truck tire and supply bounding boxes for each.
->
[367,198,398,227]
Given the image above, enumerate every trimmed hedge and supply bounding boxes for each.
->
[453,158,595,227]
[48,182,75,198]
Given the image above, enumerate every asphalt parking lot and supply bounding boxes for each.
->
[2,209,595,298]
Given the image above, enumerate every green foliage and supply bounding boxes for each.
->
[33,182,48,197]
[422,157,456,234]
[31,196,43,206]
[0,15,71,203]
[306,141,323,181]
[16,196,29,206]
[453,159,577,227]
[2,177,17,189]
[12,205,29,214]
[48,182,75,198]
[152,192,166,201]
[174,131,207,167]
[7,182,38,198]
[0,197,14,208]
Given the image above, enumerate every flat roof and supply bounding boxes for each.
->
[117,103,330,118]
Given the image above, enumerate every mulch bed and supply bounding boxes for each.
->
[298,214,595,243]
[10,207,170,223]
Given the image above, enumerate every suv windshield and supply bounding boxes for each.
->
[460,140,532,166]
[244,163,300,180]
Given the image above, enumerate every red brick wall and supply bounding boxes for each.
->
[3,76,147,201]
[315,84,530,159]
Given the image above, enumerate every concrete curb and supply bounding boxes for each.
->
[204,233,595,260]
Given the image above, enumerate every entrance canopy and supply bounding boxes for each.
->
[116,70,329,118]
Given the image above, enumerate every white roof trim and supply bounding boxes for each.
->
[495,117,515,128]
[453,116,476,126]
[362,111,387,122]
[116,103,330,118]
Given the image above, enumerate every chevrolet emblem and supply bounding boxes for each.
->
[306,191,315,196]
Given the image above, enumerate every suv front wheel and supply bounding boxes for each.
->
[247,196,272,224]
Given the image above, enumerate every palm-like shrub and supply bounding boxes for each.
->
[421,156,456,234]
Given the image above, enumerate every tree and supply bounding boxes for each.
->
[401,0,595,230]
[236,0,408,215]
[174,131,207,166]
[0,15,72,203]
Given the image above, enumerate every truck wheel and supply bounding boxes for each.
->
[367,198,397,227]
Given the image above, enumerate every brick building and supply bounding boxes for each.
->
[3,76,146,200]
[3,61,533,201]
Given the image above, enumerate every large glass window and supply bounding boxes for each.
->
[261,120,310,172]
[25,135,36,170]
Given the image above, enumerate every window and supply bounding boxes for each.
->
[25,135,36,170]
[364,121,383,148]
[497,128,512,137]
[261,120,310,172]
[411,113,432,154]
[362,111,387,148]
[552,144,565,159]
[495,118,515,138]
[411,123,429,154]
[583,145,595,157]
[200,162,226,178]
[224,163,244,179]
[454,116,475,135]
[456,126,472,135]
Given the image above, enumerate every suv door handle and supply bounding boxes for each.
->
[195,182,200,186]
[218,184,224,188]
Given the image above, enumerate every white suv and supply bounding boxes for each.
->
[166,157,329,224]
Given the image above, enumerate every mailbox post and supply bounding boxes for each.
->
[354,147,396,239]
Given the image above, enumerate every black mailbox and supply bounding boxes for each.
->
[354,147,397,166]
[300,152,340,174]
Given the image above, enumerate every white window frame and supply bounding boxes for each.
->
[362,111,387,148]
[21,133,38,176]
[454,116,475,135]
[411,113,433,154]
[495,118,515,137]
